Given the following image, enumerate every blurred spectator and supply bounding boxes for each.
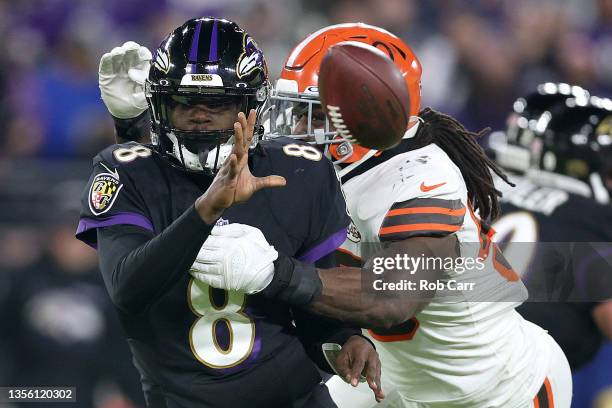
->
[0,0,609,145]
[0,165,144,407]
[0,216,144,408]
[29,34,115,158]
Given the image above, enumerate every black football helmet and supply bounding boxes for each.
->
[532,97,612,203]
[489,83,591,172]
[145,17,269,174]
[507,82,590,148]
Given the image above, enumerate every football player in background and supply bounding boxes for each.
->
[77,17,382,408]
[487,83,612,370]
[191,24,573,407]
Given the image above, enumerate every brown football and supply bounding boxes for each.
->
[318,41,411,151]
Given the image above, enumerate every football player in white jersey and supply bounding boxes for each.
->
[191,24,572,408]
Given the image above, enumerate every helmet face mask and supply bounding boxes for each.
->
[146,17,270,175]
[268,91,333,142]
[268,90,361,164]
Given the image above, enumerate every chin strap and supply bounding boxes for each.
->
[167,132,234,173]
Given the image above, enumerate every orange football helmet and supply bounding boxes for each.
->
[268,23,422,164]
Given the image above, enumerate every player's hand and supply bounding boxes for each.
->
[196,110,286,224]
[335,335,384,402]
[189,223,278,294]
[99,41,152,119]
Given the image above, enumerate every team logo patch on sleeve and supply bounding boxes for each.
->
[88,172,123,215]
[347,222,362,243]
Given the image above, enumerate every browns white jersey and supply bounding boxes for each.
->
[336,143,558,407]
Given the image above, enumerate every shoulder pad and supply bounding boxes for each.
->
[257,137,322,157]
[384,146,466,206]
[255,137,330,175]
[94,142,156,168]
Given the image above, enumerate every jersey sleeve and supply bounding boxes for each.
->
[75,145,154,248]
[378,160,467,242]
[297,157,351,263]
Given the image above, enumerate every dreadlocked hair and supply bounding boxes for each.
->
[416,107,513,221]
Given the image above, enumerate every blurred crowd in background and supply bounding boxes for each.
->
[0,0,611,407]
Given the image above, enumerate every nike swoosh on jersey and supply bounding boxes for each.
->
[420,181,446,192]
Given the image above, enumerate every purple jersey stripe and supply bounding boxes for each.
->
[75,212,155,248]
[298,227,348,263]
[189,20,203,62]
[209,19,218,61]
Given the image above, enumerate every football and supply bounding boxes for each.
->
[318,41,411,151]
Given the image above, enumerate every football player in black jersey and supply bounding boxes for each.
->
[487,83,612,369]
[77,17,381,408]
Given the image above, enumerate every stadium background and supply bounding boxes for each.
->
[0,0,610,407]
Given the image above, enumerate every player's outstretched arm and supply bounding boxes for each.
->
[97,207,214,314]
[290,236,455,328]
[192,223,456,327]
[94,111,286,313]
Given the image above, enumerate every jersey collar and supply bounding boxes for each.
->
[337,121,427,185]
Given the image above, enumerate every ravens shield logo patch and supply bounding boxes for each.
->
[88,172,123,215]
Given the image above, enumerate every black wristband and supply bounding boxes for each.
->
[112,110,150,142]
[324,327,362,348]
[262,252,322,306]
[351,333,376,350]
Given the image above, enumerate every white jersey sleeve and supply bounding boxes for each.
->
[376,151,467,242]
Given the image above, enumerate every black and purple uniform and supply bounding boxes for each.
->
[75,137,351,408]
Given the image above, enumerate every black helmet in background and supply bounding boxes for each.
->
[532,97,612,203]
[507,83,590,148]
[488,83,590,173]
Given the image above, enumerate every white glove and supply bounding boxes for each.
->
[99,41,152,119]
[190,224,279,294]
